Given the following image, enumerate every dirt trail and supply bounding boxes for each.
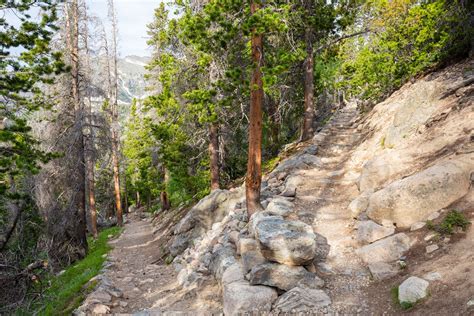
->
[293,105,372,314]
[98,213,219,315]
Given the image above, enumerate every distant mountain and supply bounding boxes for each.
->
[117,55,150,104]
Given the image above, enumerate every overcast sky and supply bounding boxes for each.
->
[87,0,161,57]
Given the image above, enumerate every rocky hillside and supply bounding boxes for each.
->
[78,58,473,315]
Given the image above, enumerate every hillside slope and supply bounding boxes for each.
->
[77,58,473,315]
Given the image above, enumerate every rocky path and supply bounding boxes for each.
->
[77,212,221,315]
[293,106,372,314]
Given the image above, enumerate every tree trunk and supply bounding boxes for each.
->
[108,0,123,226]
[209,122,220,191]
[83,5,98,239]
[301,26,315,142]
[246,0,264,217]
[160,191,171,211]
[70,0,88,255]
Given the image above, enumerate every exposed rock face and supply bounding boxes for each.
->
[273,286,331,313]
[357,220,395,244]
[357,233,411,264]
[398,276,429,304]
[248,262,324,291]
[223,281,278,315]
[366,157,472,228]
[254,217,317,266]
[272,154,322,175]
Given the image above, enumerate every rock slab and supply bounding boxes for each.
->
[273,286,331,312]
[223,281,277,315]
[357,220,395,244]
[357,233,411,264]
[248,262,324,291]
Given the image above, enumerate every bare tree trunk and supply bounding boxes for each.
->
[160,167,171,211]
[83,3,98,238]
[209,122,220,191]
[108,0,123,226]
[301,24,315,142]
[0,177,21,251]
[246,0,264,217]
[70,0,88,253]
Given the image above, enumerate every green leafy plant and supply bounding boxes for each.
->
[427,210,470,235]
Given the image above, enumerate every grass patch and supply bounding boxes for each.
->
[262,156,280,173]
[427,210,470,235]
[34,227,122,315]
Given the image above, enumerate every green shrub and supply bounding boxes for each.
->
[427,210,470,235]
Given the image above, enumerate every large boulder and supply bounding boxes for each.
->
[398,276,429,304]
[366,158,473,228]
[349,190,373,218]
[223,281,277,315]
[271,154,322,175]
[248,262,324,291]
[356,220,395,244]
[272,286,331,313]
[253,217,317,266]
[357,233,411,264]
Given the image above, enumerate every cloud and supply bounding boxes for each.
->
[87,0,160,57]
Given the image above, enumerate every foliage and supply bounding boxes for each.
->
[428,210,471,235]
[0,0,64,221]
[338,0,472,103]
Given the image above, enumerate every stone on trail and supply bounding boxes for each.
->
[272,286,331,313]
[410,221,426,231]
[91,304,110,314]
[313,233,330,262]
[426,244,439,254]
[357,233,411,264]
[398,276,429,304]
[368,262,399,280]
[366,158,472,228]
[357,220,395,244]
[349,190,373,218]
[254,217,317,266]
[248,262,324,291]
[223,281,277,316]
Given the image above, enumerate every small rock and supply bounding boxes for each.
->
[424,232,438,242]
[357,220,395,244]
[423,272,442,281]
[426,211,440,221]
[280,187,296,197]
[265,198,294,217]
[368,262,399,280]
[248,262,324,291]
[467,299,474,307]
[398,276,429,304]
[222,262,245,285]
[91,291,112,303]
[410,222,426,231]
[91,304,110,314]
[426,244,439,254]
[349,190,373,218]
[119,301,128,307]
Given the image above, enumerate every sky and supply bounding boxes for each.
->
[87,0,161,57]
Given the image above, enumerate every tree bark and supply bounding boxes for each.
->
[301,25,315,142]
[70,0,88,254]
[83,4,98,239]
[209,122,220,191]
[108,0,123,226]
[160,167,171,211]
[246,0,264,217]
